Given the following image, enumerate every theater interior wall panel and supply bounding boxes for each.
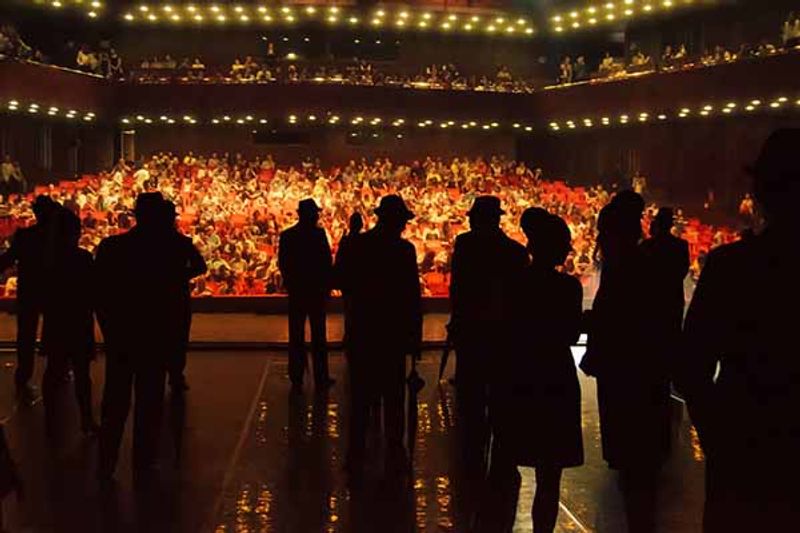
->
[131,126,516,165]
[1,116,114,185]
[517,115,800,219]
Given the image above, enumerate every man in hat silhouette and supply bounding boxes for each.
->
[681,129,800,531]
[449,195,527,478]
[641,207,689,365]
[340,194,422,474]
[278,198,334,390]
[95,192,193,486]
[0,195,57,403]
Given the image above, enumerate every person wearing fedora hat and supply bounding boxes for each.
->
[448,195,527,480]
[278,198,334,391]
[338,194,421,474]
[0,194,58,404]
[681,129,800,532]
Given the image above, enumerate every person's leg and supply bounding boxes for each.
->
[14,303,39,392]
[346,354,369,473]
[476,436,520,533]
[383,353,407,469]
[98,355,134,480]
[308,297,330,387]
[532,466,563,533]
[71,353,96,432]
[287,296,307,387]
[132,362,167,475]
[619,467,658,533]
[169,304,191,390]
[42,351,69,437]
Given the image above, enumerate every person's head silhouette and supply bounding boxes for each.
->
[522,210,572,268]
[159,199,178,230]
[134,192,166,231]
[521,207,551,242]
[53,207,82,249]
[467,196,504,230]
[748,129,800,227]
[374,195,414,237]
[597,201,641,261]
[611,189,645,220]
[297,198,321,226]
[32,195,56,224]
[349,212,364,234]
[650,208,675,237]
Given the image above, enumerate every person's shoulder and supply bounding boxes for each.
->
[400,238,417,254]
[702,239,752,276]
[557,271,583,293]
[503,233,526,253]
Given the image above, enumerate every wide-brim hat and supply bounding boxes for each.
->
[134,192,165,218]
[375,194,414,221]
[746,129,800,180]
[468,195,505,217]
[297,198,321,214]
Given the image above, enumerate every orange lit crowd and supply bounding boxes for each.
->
[0,154,738,298]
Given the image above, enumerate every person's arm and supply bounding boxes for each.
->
[563,276,584,347]
[321,230,333,292]
[405,242,423,355]
[0,231,20,273]
[678,250,728,447]
[185,239,207,279]
[678,239,690,280]
[277,232,290,290]
[448,237,464,326]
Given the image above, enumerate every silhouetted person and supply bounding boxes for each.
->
[0,195,57,403]
[681,129,800,532]
[278,199,334,390]
[448,196,527,479]
[95,192,191,487]
[335,212,363,355]
[479,212,584,533]
[41,207,98,437]
[339,195,422,475]
[640,207,689,364]
[161,200,207,393]
[581,193,670,533]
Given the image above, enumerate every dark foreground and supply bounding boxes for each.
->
[0,350,704,532]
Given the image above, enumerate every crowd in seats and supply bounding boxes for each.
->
[556,11,799,87]
[75,42,124,78]
[0,154,737,299]
[131,54,538,92]
[0,21,44,62]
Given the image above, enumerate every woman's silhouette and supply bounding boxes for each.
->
[482,210,584,533]
[582,195,671,533]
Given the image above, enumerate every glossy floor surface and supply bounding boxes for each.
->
[0,350,705,532]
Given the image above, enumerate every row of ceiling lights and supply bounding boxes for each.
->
[551,0,694,32]
[5,99,95,121]
[30,1,701,35]
[549,96,800,131]
[33,0,102,18]
[122,4,536,36]
[118,94,800,132]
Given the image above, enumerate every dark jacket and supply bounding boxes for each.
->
[278,223,332,297]
[95,227,193,357]
[42,247,95,357]
[449,228,528,338]
[681,229,800,461]
[640,233,690,339]
[340,227,422,354]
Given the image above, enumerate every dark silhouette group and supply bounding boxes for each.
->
[0,129,798,532]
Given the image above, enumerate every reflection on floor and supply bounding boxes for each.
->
[0,350,705,532]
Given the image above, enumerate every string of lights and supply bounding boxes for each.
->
[551,0,696,33]
[3,98,96,121]
[120,4,537,37]
[28,0,103,19]
[116,93,800,133]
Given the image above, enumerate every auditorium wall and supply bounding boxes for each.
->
[129,126,516,165]
[0,115,114,185]
[517,115,800,219]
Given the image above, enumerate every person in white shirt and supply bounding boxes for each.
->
[133,164,151,189]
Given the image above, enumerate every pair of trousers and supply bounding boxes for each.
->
[98,353,166,477]
[288,294,329,386]
[42,350,93,429]
[15,302,41,387]
[348,350,406,460]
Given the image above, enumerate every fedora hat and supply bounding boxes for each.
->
[375,194,414,221]
[467,195,505,217]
